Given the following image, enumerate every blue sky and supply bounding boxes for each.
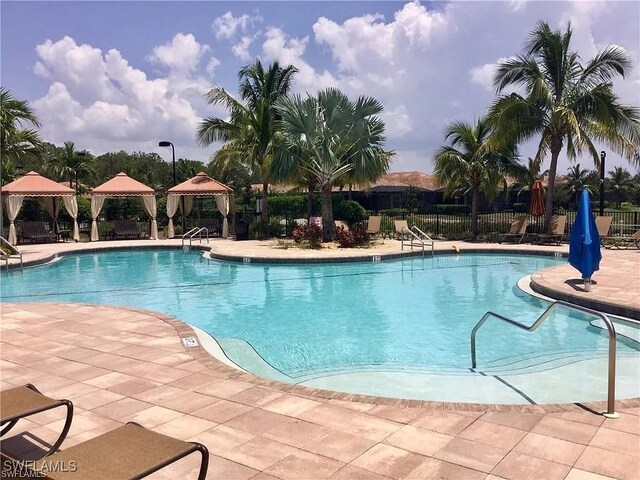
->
[2,1,639,175]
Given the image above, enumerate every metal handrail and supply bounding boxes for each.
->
[1,236,23,271]
[400,226,434,257]
[182,227,209,250]
[470,300,618,418]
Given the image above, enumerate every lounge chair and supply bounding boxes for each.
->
[499,216,529,244]
[393,220,410,239]
[197,218,221,237]
[18,221,57,244]
[535,215,567,245]
[595,216,613,245]
[1,384,73,457]
[309,216,322,228]
[1,422,209,480]
[112,220,143,239]
[366,216,382,237]
[606,230,640,249]
[334,220,349,231]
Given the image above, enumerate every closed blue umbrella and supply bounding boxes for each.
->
[569,190,602,290]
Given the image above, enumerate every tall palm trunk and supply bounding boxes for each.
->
[307,180,315,220]
[544,138,562,234]
[261,181,269,238]
[471,187,480,238]
[320,183,335,242]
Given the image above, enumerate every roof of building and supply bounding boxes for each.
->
[1,171,75,197]
[168,172,233,196]
[91,172,155,196]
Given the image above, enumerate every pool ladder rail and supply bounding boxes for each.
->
[471,300,619,418]
[400,226,434,257]
[1,236,23,271]
[182,227,209,251]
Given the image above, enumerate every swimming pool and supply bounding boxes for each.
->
[2,249,639,404]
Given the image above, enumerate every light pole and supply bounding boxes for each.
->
[76,150,88,195]
[158,141,176,187]
[600,151,606,216]
[159,141,184,233]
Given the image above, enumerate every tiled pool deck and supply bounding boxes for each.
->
[1,239,639,479]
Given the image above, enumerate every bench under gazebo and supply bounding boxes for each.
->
[90,173,158,241]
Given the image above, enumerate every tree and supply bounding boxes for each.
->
[512,157,549,200]
[564,164,597,206]
[0,87,43,171]
[434,117,517,238]
[607,166,634,208]
[274,88,392,241]
[197,60,298,237]
[47,141,95,194]
[488,21,640,232]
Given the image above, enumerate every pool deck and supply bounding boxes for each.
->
[2,239,639,479]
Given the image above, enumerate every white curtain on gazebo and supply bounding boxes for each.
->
[63,196,80,241]
[141,196,158,240]
[90,196,106,241]
[214,194,230,238]
[5,196,24,245]
[181,196,194,217]
[166,194,180,238]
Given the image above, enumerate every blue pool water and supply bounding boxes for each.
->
[2,249,636,375]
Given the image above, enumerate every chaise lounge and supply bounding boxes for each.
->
[499,216,529,244]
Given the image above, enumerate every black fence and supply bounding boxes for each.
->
[12,209,640,243]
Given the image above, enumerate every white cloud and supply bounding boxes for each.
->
[147,33,210,74]
[32,36,206,156]
[382,105,412,138]
[232,36,253,62]
[469,58,510,92]
[213,11,251,39]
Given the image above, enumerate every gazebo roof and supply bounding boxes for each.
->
[167,172,233,196]
[91,172,155,196]
[1,171,75,197]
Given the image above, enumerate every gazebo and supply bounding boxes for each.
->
[1,171,79,245]
[167,172,234,238]
[90,172,158,241]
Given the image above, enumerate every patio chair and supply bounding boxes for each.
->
[0,384,73,458]
[393,220,410,239]
[366,216,382,237]
[197,218,221,237]
[1,422,209,480]
[309,216,323,228]
[19,221,57,243]
[606,230,640,249]
[112,220,143,239]
[535,215,567,245]
[499,216,529,244]
[334,220,349,231]
[595,216,613,245]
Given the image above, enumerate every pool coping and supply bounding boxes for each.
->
[80,301,639,413]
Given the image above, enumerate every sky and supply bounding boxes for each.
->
[2,0,639,176]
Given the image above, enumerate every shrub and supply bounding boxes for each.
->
[292,224,322,248]
[336,226,355,247]
[512,203,528,213]
[426,204,471,215]
[268,218,285,237]
[333,198,367,225]
[337,224,370,248]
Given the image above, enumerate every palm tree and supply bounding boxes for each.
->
[273,88,392,242]
[197,60,298,237]
[564,164,597,206]
[607,166,634,208]
[0,87,43,165]
[434,117,517,238]
[488,21,640,232]
[512,157,549,199]
[47,141,95,194]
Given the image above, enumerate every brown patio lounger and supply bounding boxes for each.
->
[0,384,73,457]
[2,422,209,480]
[499,216,529,244]
[535,215,567,245]
[366,216,382,237]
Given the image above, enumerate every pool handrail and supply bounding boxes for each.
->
[400,226,434,257]
[470,300,618,418]
[182,227,209,250]
[1,236,23,271]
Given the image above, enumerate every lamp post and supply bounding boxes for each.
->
[159,141,183,233]
[600,151,606,216]
[76,150,88,195]
[158,141,176,187]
